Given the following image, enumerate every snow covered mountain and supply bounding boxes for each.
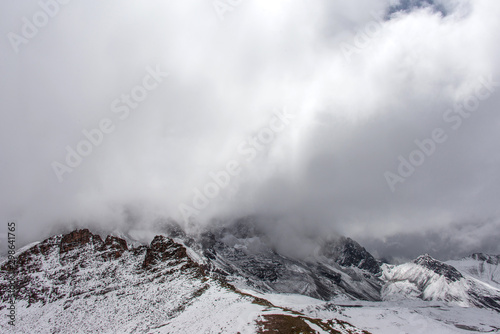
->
[382,254,500,311]
[175,218,500,315]
[1,226,500,333]
[194,218,383,302]
[0,229,368,333]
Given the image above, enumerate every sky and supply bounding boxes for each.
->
[1,0,500,261]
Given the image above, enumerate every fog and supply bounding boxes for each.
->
[1,0,500,260]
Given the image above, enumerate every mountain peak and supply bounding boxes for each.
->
[60,229,103,253]
[414,254,463,282]
[322,237,381,275]
[142,235,195,271]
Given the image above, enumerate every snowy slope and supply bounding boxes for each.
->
[261,295,500,333]
[447,253,500,290]
[238,291,500,334]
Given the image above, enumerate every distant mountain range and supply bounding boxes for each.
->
[1,219,499,333]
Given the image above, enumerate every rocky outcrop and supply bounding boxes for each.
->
[142,236,194,271]
[322,237,381,275]
[414,254,463,282]
[60,229,103,253]
[470,253,500,265]
[0,229,199,308]
[99,236,128,261]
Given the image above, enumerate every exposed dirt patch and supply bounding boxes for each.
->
[256,314,319,333]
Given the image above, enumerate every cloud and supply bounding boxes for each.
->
[359,218,500,262]
[0,0,499,260]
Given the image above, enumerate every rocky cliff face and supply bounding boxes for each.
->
[320,237,381,275]
[143,235,193,270]
[413,254,463,282]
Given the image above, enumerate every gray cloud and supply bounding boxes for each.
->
[1,0,500,260]
[359,219,500,263]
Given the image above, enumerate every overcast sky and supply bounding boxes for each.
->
[1,0,500,261]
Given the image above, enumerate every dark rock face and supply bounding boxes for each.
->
[142,236,193,271]
[100,236,128,261]
[468,291,500,312]
[471,253,500,265]
[59,229,104,265]
[414,254,463,282]
[322,237,381,275]
[60,229,103,254]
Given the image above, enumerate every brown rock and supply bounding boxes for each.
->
[60,229,103,254]
[142,236,188,270]
[99,236,128,261]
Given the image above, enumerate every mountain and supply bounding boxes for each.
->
[191,219,500,312]
[0,229,368,334]
[381,254,500,311]
[447,253,500,290]
[2,225,500,333]
[194,218,383,302]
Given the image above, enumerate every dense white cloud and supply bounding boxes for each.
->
[1,0,499,258]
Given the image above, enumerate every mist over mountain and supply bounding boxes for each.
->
[1,0,500,270]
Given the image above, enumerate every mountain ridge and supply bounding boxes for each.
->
[0,228,370,334]
[2,226,500,333]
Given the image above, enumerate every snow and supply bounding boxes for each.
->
[447,257,500,290]
[245,291,500,334]
[153,285,264,334]
[303,319,329,333]
[381,260,500,310]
